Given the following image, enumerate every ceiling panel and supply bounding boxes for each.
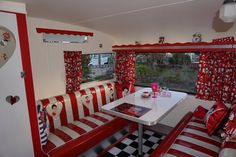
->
[8,0,225,41]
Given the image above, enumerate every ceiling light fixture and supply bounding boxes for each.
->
[219,0,236,22]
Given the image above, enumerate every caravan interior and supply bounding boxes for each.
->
[0,0,236,157]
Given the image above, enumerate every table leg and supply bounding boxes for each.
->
[138,123,143,157]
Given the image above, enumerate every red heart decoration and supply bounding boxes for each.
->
[6,95,20,105]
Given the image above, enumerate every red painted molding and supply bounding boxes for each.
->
[0,10,25,15]
[36,28,94,36]
[17,14,43,157]
[112,41,236,53]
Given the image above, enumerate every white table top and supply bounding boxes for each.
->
[102,88,187,126]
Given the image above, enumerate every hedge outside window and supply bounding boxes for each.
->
[135,52,199,94]
[82,53,115,83]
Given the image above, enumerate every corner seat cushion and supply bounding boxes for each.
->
[42,112,116,156]
[150,112,222,157]
[165,117,222,157]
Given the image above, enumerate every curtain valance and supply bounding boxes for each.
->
[36,28,93,36]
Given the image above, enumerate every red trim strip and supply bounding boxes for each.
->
[66,124,87,135]
[36,28,93,36]
[175,139,218,157]
[69,93,80,121]
[181,132,221,147]
[112,41,236,53]
[0,10,25,15]
[168,148,194,157]
[52,129,72,142]
[17,13,42,156]
[113,42,236,47]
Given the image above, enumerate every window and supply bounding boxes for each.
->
[135,52,199,93]
[82,53,115,83]
[43,33,88,43]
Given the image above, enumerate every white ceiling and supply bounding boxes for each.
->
[9,0,226,41]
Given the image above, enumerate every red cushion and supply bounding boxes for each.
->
[204,101,228,135]
[193,105,208,119]
[115,82,135,99]
[221,104,236,146]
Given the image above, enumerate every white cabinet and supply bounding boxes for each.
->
[0,3,41,157]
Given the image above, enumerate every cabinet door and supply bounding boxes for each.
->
[0,12,34,157]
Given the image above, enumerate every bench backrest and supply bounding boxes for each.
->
[37,82,116,131]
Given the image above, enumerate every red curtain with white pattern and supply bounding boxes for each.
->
[196,51,236,104]
[64,51,82,93]
[115,52,136,84]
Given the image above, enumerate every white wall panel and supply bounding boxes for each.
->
[27,17,115,99]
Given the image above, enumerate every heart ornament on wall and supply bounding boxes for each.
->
[0,26,16,69]
[6,95,20,105]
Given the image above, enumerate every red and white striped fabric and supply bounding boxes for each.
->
[36,82,121,155]
[164,117,221,157]
[37,82,116,132]
[151,112,236,157]
[42,112,114,154]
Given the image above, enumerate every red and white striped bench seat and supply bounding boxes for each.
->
[37,82,130,157]
[150,112,236,157]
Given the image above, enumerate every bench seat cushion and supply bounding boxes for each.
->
[38,82,132,156]
[164,117,221,157]
[150,112,223,157]
[42,112,116,156]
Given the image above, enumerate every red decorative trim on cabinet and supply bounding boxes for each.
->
[17,14,43,157]
[36,28,94,36]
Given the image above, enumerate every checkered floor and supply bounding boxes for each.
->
[102,130,165,157]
